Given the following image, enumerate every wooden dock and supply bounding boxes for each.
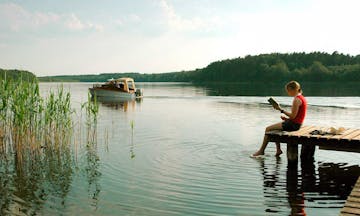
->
[340,177,360,216]
[266,126,360,215]
[266,125,360,154]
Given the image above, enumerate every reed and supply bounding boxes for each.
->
[130,120,135,159]
[81,92,99,147]
[0,77,77,158]
[82,92,99,124]
[0,75,101,214]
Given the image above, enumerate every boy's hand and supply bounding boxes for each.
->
[281,116,287,121]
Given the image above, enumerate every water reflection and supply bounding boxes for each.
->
[197,82,360,96]
[0,145,73,215]
[95,97,142,112]
[16,82,358,215]
[259,158,360,215]
[84,118,101,210]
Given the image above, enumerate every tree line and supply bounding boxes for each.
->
[191,52,360,82]
[9,51,360,83]
[0,69,37,81]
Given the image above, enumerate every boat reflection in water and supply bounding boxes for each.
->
[93,97,142,112]
[258,158,360,215]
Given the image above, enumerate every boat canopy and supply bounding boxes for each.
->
[115,77,135,83]
[114,77,136,92]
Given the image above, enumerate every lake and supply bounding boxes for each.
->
[1,82,359,216]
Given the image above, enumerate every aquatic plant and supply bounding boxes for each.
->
[81,92,99,124]
[0,77,75,155]
[0,72,105,214]
[130,120,135,159]
[81,92,99,147]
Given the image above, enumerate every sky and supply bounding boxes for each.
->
[0,0,360,76]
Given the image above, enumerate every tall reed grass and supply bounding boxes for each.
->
[0,76,99,214]
[0,77,98,159]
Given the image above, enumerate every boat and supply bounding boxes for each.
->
[89,77,143,100]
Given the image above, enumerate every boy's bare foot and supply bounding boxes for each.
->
[275,150,283,157]
[251,151,264,157]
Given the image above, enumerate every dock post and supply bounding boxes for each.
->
[287,142,298,164]
[300,144,315,162]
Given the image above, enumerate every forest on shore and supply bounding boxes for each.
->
[0,69,36,81]
[5,52,360,83]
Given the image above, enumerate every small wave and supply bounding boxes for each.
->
[144,95,360,109]
[218,100,360,109]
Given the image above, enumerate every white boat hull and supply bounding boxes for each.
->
[89,88,136,99]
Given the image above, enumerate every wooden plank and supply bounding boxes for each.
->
[325,133,340,140]
[345,201,360,209]
[351,191,360,198]
[331,128,358,140]
[265,130,284,136]
[288,126,318,137]
[351,185,360,193]
[292,125,312,132]
[307,126,330,139]
[340,213,360,216]
[342,130,360,140]
[297,126,324,138]
[266,125,360,153]
[352,134,360,141]
[338,128,358,139]
[348,196,360,203]
[340,178,360,216]
[341,207,360,215]
[286,125,311,135]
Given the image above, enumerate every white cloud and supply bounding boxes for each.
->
[66,14,85,30]
[0,3,103,33]
[114,19,124,26]
[129,14,141,23]
[159,0,221,32]
[113,14,142,28]
[1,0,360,76]
[0,4,61,31]
[65,13,103,32]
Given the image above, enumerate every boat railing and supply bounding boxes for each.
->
[93,84,102,88]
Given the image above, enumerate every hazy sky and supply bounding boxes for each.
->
[0,0,359,76]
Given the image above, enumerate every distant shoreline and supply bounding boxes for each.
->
[38,52,360,83]
[4,51,360,83]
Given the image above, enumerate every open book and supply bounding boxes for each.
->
[268,97,279,109]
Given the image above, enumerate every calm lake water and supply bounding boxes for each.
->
[1,82,360,216]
